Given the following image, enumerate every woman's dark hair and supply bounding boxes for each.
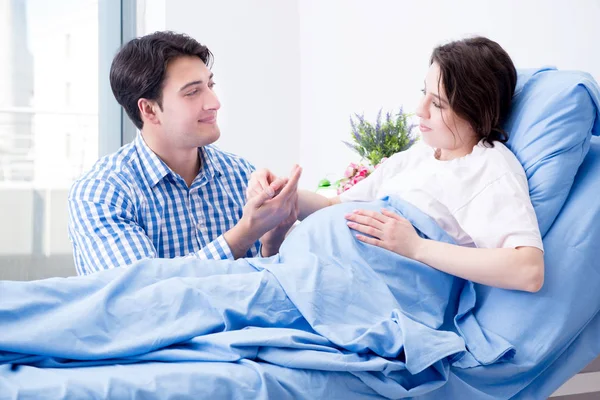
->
[110,31,213,130]
[430,36,517,146]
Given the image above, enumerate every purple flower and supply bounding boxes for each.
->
[350,116,360,142]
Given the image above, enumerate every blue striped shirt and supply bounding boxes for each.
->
[68,134,259,275]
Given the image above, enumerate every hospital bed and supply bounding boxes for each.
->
[0,67,599,399]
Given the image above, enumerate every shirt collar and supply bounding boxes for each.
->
[135,133,224,188]
[135,133,172,188]
[198,145,224,180]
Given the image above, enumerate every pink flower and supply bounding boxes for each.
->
[357,166,369,177]
[351,175,366,185]
[344,162,358,178]
[337,162,373,194]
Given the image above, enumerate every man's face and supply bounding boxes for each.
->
[155,55,221,149]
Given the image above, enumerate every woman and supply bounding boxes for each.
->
[250,36,545,293]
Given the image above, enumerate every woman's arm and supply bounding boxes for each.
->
[247,170,340,220]
[297,189,340,220]
[345,209,544,293]
[412,240,544,292]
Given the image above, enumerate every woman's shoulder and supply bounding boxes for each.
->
[383,140,429,167]
[401,139,433,162]
[476,140,527,178]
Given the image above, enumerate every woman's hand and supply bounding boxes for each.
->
[346,208,545,292]
[345,209,423,258]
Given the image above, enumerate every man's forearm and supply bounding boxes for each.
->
[298,189,339,220]
[223,220,259,259]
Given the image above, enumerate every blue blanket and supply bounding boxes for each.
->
[0,197,512,398]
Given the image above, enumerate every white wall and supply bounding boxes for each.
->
[163,0,301,178]
[165,0,600,188]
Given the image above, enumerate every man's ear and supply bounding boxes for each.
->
[138,98,161,125]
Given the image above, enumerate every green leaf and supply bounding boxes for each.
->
[344,108,417,167]
[317,178,331,188]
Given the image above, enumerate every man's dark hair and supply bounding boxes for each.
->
[430,36,517,146]
[109,31,213,130]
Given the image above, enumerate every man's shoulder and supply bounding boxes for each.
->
[69,142,142,200]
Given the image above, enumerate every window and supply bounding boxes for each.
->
[0,0,136,280]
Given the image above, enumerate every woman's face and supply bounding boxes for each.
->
[416,62,478,154]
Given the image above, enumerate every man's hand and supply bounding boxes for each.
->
[259,189,298,257]
[243,164,301,238]
[246,167,301,256]
[247,168,286,200]
[225,165,302,258]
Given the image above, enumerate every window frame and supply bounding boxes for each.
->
[99,0,138,155]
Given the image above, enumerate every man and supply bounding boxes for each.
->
[68,31,299,275]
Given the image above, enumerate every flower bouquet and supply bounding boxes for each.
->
[318,108,418,195]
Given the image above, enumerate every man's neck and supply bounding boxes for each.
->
[141,131,201,187]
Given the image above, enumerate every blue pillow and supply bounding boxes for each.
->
[504,67,600,236]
